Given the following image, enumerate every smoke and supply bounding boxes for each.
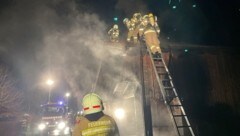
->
[115,0,149,16]
[0,0,142,112]
[0,0,116,107]
[0,0,178,135]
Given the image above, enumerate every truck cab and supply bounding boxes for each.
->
[37,103,72,136]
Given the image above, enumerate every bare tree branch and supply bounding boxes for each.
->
[0,65,23,114]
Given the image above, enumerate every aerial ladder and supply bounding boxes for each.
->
[141,43,195,136]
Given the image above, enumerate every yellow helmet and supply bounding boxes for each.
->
[148,13,154,17]
[82,93,103,115]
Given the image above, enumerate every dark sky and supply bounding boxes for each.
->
[148,0,240,46]
[75,0,240,46]
[0,0,239,46]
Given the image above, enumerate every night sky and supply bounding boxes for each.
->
[0,0,239,46]
[74,0,240,46]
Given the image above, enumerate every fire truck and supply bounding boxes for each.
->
[37,102,72,136]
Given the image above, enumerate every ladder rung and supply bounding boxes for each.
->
[162,79,172,82]
[173,115,187,117]
[158,72,168,75]
[155,65,164,68]
[170,105,182,107]
[177,126,191,128]
[153,58,162,61]
[164,87,174,89]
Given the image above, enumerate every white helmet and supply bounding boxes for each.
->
[123,18,129,24]
[113,24,118,29]
[82,93,103,115]
[133,13,141,19]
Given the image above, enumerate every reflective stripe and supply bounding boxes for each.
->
[42,116,62,120]
[144,30,155,34]
[150,46,155,49]
[93,105,101,108]
[84,107,89,110]
[82,126,112,136]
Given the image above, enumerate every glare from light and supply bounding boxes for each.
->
[58,101,63,105]
[58,122,66,129]
[65,92,70,97]
[53,129,60,135]
[172,6,177,9]
[38,123,46,130]
[114,17,118,22]
[46,79,54,86]
[114,108,125,119]
[192,4,196,8]
[64,127,70,135]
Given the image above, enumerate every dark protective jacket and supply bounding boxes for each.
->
[73,112,119,136]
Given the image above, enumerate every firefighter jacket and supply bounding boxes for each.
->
[73,113,119,136]
[108,28,119,37]
[142,23,161,54]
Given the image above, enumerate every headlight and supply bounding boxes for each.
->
[38,123,46,130]
[58,122,66,129]
[53,129,60,135]
[64,127,70,135]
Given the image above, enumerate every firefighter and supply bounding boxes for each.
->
[108,24,120,42]
[133,13,142,23]
[148,13,160,34]
[140,13,162,58]
[123,17,139,44]
[123,18,133,43]
[131,13,142,44]
[138,15,148,38]
[130,17,139,44]
[73,93,120,136]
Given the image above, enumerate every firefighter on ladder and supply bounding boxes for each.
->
[108,24,120,42]
[139,13,162,58]
[73,93,120,136]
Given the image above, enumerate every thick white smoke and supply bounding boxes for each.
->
[0,0,120,112]
[0,0,178,135]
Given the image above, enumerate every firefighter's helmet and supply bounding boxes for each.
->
[123,18,129,24]
[148,13,154,17]
[148,13,155,26]
[133,13,140,18]
[113,24,118,29]
[82,93,103,115]
[133,13,142,21]
[142,15,149,25]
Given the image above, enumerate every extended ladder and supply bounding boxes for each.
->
[148,51,195,136]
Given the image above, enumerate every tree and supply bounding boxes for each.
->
[0,64,23,114]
